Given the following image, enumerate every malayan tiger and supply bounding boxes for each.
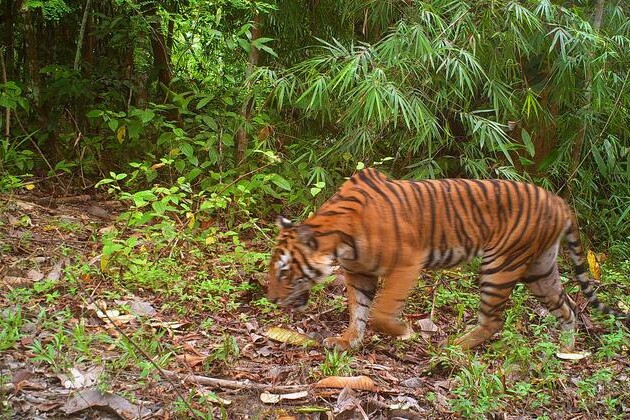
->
[267,168,629,351]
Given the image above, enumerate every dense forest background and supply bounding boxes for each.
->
[2,1,630,418]
[1,0,629,250]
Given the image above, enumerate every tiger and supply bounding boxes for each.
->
[267,167,629,351]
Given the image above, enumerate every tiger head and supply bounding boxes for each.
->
[267,216,333,310]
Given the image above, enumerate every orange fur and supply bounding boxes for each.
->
[268,168,629,350]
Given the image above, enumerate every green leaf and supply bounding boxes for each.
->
[139,110,155,123]
[180,143,194,159]
[201,115,218,131]
[151,200,167,214]
[538,149,560,172]
[196,95,215,110]
[107,119,119,132]
[521,129,535,157]
[271,174,291,191]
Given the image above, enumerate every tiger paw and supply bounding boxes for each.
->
[398,324,414,340]
[372,317,413,339]
[323,336,351,350]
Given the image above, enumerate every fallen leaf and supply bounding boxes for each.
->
[35,401,63,412]
[245,321,259,333]
[46,258,68,281]
[249,333,266,344]
[98,225,117,235]
[417,318,439,333]
[434,379,453,391]
[295,406,330,414]
[587,250,601,281]
[63,389,151,419]
[390,395,421,411]
[334,387,360,414]
[87,205,113,220]
[314,375,376,391]
[400,377,423,388]
[260,392,282,404]
[176,353,208,367]
[129,300,157,317]
[260,390,309,404]
[556,351,591,360]
[2,276,32,287]
[257,345,273,357]
[26,269,44,282]
[265,327,319,347]
[57,366,104,389]
[149,320,187,330]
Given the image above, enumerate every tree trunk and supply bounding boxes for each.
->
[144,3,178,121]
[235,12,261,165]
[146,9,172,98]
[74,0,93,72]
[21,6,41,109]
[0,51,9,138]
[567,0,605,190]
[2,0,15,80]
[166,2,176,53]
[531,88,558,171]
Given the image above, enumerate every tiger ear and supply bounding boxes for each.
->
[296,225,318,250]
[276,216,293,229]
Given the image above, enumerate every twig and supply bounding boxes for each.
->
[161,370,310,393]
[215,162,273,197]
[13,115,67,190]
[75,274,203,420]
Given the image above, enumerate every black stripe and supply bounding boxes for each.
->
[480,289,508,299]
[547,293,566,312]
[293,248,322,278]
[567,240,580,249]
[522,267,555,283]
[479,279,518,290]
[352,284,376,301]
[575,263,587,275]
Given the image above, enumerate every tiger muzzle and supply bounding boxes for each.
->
[278,290,310,310]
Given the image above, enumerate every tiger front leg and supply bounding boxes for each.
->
[323,272,377,350]
[369,266,419,340]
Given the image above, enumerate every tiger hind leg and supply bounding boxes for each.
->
[323,272,378,350]
[523,243,577,351]
[455,257,527,350]
[369,266,420,340]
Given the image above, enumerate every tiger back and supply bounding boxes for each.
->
[267,168,629,350]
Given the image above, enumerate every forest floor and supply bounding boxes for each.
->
[1,190,629,419]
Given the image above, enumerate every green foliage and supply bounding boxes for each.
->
[208,334,241,366]
[257,0,630,242]
[23,0,72,21]
[0,306,23,352]
[450,359,506,416]
[319,349,354,377]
